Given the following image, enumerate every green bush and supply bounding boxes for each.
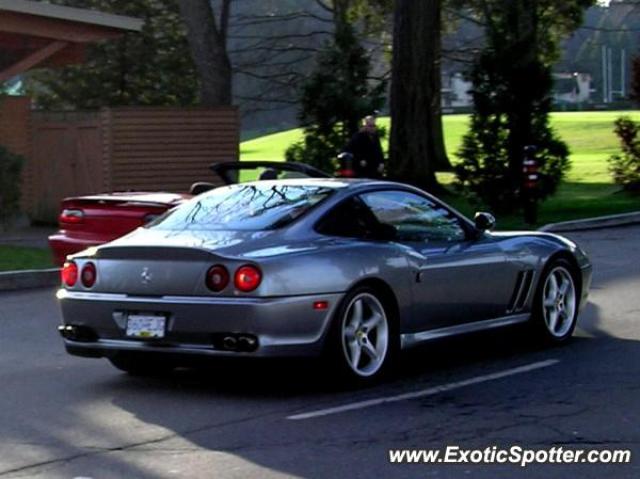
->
[453,0,576,213]
[285,131,344,174]
[609,117,640,192]
[453,60,570,212]
[0,145,24,228]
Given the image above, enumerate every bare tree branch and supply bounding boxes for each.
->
[235,93,298,104]
[234,54,312,70]
[235,69,304,87]
[314,0,334,14]
[445,7,486,26]
[229,45,320,55]
[229,30,332,40]
[220,0,232,47]
[231,11,333,26]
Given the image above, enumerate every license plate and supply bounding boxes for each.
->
[126,314,166,338]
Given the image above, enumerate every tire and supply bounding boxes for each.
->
[327,286,398,384]
[108,352,174,376]
[531,259,579,344]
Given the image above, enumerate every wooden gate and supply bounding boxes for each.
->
[29,111,104,222]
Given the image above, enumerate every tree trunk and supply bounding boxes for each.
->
[178,0,232,106]
[632,55,640,106]
[505,0,537,188]
[389,0,450,190]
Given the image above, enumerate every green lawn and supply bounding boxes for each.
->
[240,111,640,228]
[0,245,54,272]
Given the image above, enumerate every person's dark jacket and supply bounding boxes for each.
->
[344,128,384,178]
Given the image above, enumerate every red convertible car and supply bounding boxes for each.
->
[48,162,330,266]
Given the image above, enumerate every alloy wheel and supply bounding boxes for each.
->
[340,292,389,377]
[542,266,577,338]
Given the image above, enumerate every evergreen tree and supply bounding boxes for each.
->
[285,23,385,172]
[455,0,593,212]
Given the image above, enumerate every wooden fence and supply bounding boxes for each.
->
[104,108,238,192]
[0,100,239,223]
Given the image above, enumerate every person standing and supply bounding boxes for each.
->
[343,115,385,178]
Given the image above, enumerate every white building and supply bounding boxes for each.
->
[441,71,595,108]
[552,72,593,104]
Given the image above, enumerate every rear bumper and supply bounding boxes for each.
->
[58,289,344,359]
[48,234,105,266]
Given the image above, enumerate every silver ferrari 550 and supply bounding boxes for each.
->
[58,175,592,382]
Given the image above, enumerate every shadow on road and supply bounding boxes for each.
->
[98,326,640,478]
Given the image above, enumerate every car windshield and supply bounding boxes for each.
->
[148,183,335,231]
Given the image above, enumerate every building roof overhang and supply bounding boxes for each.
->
[0,0,143,82]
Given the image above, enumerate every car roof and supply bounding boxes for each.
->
[232,177,409,191]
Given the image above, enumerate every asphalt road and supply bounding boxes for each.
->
[1,225,639,479]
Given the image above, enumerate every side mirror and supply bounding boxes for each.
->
[474,212,496,232]
[189,182,215,195]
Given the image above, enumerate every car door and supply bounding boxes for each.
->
[359,190,517,332]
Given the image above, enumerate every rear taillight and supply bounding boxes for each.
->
[234,265,262,292]
[61,261,78,287]
[337,168,355,178]
[81,262,97,288]
[206,265,229,292]
[59,208,84,224]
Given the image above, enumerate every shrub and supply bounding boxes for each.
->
[453,0,578,213]
[609,117,640,192]
[0,145,24,229]
[454,55,570,212]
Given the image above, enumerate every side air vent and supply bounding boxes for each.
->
[507,270,534,313]
[515,270,534,311]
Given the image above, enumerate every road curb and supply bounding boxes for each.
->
[0,268,60,292]
[539,211,640,232]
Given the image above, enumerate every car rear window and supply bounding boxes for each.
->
[148,183,335,231]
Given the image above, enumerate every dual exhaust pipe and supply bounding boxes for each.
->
[58,324,98,342]
[220,334,258,352]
